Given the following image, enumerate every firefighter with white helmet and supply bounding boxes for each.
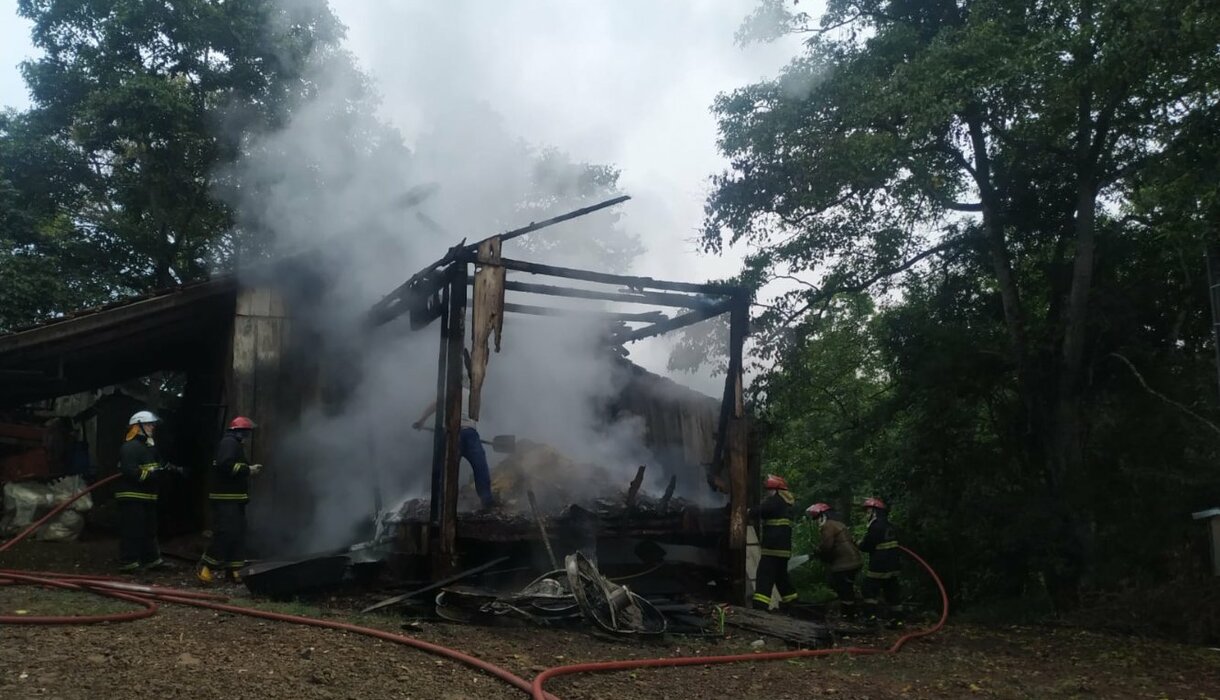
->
[116,410,170,571]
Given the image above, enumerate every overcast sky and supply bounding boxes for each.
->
[0,0,810,387]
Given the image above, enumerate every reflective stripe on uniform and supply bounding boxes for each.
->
[781,592,799,603]
[231,462,247,475]
[208,493,249,501]
[116,491,157,501]
[876,541,899,550]
[137,462,158,482]
[866,570,899,579]
[752,592,772,604]
[760,548,791,557]
[763,518,792,527]
[201,554,220,566]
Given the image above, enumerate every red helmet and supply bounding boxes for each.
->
[763,474,788,490]
[806,502,831,517]
[862,497,887,510]
[228,416,257,430]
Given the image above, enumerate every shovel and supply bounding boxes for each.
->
[415,426,516,454]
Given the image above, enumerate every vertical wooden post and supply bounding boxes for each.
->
[429,285,450,526]
[438,264,468,574]
[725,292,750,604]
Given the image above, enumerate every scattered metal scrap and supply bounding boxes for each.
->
[433,552,666,636]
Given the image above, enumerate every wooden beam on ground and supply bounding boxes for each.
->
[360,555,511,613]
[501,303,665,323]
[610,299,733,344]
[473,277,714,309]
[497,257,734,296]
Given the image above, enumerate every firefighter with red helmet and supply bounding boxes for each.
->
[198,416,262,584]
[858,496,901,621]
[750,474,799,610]
[806,502,862,610]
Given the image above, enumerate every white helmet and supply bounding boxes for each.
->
[128,410,160,426]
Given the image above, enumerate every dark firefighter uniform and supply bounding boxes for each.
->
[859,509,901,611]
[752,488,798,609]
[116,433,164,571]
[200,431,252,577]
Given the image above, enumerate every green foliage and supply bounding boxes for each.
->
[714,0,1220,614]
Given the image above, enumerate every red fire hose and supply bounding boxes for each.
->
[529,545,949,700]
[1,474,948,700]
[0,473,558,699]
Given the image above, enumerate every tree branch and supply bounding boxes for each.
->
[1110,353,1220,438]
[778,236,966,328]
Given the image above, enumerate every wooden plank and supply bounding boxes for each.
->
[360,556,510,613]
[430,286,450,525]
[469,237,504,421]
[610,300,733,344]
[726,294,750,604]
[501,303,665,323]
[493,195,630,245]
[478,278,715,309]
[439,268,468,574]
[497,257,735,295]
[252,318,282,469]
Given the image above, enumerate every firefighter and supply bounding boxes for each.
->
[751,474,798,610]
[116,411,169,572]
[806,502,862,612]
[858,496,901,623]
[197,416,261,584]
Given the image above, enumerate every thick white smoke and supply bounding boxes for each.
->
[221,1,798,554]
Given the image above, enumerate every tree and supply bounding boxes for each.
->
[13,0,348,290]
[708,0,1220,607]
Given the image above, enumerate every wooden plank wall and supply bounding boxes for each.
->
[226,287,290,501]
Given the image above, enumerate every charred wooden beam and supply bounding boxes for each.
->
[501,303,665,323]
[626,465,646,509]
[610,300,733,344]
[659,476,677,514]
[361,555,511,613]
[472,277,715,309]
[497,257,735,296]
[438,266,468,574]
[491,195,630,246]
[725,292,751,605]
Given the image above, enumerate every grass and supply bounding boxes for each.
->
[0,585,136,617]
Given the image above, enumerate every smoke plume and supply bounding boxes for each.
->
[221,1,797,555]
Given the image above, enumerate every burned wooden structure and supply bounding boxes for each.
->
[365,197,755,601]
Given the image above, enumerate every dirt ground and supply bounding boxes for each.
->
[2,539,1219,700]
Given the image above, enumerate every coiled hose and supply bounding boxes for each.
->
[1,476,947,700]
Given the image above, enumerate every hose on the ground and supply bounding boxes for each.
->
[528,545,949,700]
[0,473,558,699]
[1,474,947,700]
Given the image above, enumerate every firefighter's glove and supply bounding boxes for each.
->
[249,464,263,475]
